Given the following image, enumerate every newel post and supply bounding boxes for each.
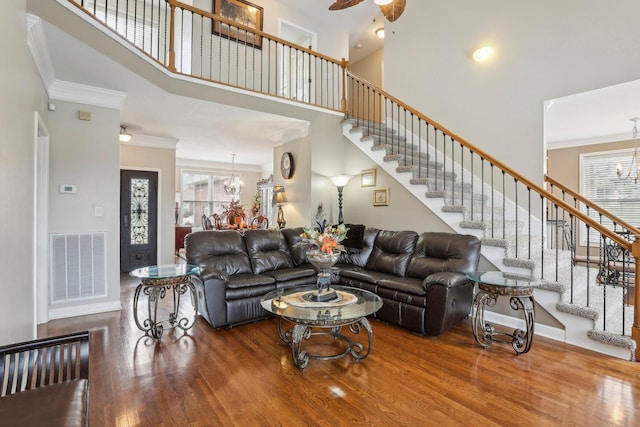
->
[340,58,348,113]
[168,0,177,72]
[632,236,640,361]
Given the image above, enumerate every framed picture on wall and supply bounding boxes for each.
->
[212,0,264,49]
[373,188,389,206]
[361,168,376,187]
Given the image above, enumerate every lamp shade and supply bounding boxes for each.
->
[330,175,353,187]
[273,185,287,204]
[275,190,288,204]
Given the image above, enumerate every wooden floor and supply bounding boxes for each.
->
[37,274,640,427]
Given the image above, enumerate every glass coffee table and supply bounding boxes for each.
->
[467,271,536,354]
[261,285,383,370]
[130,264,200,339]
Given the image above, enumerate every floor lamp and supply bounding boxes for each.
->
[330,175,353,224]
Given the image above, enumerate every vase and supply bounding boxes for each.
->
[305,248,340,302]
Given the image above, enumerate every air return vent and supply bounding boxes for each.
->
[50,233,107,303]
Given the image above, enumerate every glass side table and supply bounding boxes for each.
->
[467,271,536,354]
[130,264,200,339]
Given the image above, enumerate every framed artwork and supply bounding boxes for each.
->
[213,0,264,49]
[361,168,376,187]
[373,188,389,206]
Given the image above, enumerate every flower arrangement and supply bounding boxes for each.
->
[220,200,246,226]
[302,223,349,255]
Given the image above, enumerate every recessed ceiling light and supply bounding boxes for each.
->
[472,46,494,62]
[374,0,393,5]
[375,28,385,39]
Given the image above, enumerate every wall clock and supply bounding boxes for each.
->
[281,152,294,179]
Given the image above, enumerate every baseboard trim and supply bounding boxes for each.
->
[49,300,122,320]
[483,311,566,342]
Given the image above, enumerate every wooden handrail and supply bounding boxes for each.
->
[171,0,343,67]
[346,71,631,250]
[545,175,640,236]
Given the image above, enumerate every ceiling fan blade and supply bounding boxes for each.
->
[379,0,406,22]
[329,0,365,11]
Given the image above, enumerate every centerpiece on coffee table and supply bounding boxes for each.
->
[302,223,349,302]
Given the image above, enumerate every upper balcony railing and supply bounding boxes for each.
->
[69,0,346,111]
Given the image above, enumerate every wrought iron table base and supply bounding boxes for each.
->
[472,291,535,354]
[276,317,374,371]
[133,278,198,339]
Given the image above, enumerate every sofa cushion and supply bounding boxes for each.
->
[378,276,426,296]
[243,229,295,273]
[263,266,316,282]
[365,230,418,276]
[226,273,275,289]
[406,232,481,279]
[185,230,253,275]
[0,379,88,427]
[281,227,310,266]
[340,268,401,285]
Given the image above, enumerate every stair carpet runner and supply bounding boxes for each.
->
[345,118,635,359]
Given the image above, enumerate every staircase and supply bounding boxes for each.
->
[341,113,636,360]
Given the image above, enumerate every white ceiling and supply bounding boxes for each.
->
[546,78,640,149]
[39,0,639,165]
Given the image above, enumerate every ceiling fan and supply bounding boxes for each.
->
[329,0,406,23]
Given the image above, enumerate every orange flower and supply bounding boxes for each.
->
[321,236,337,254]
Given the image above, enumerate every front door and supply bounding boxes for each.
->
[120,170,158,272]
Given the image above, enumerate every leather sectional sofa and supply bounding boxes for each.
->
[185,226,481,336]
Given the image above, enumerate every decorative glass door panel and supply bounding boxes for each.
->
[120,170,158,272]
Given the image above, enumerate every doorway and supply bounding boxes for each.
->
[120,170,158,272]
[279,20,317,102]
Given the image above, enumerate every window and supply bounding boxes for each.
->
[580,149,640,244]
[179,171,236,227]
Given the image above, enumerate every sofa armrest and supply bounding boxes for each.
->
[423,271,470,289]
[199,267,229,282]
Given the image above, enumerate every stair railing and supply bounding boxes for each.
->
[346,71,639,358]
[67,0,347,112]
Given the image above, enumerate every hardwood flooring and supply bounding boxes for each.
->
[37,274,640,426]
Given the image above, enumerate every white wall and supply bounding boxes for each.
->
[385,0,640,186]
[47,100,121,312]
[0,0,49,344]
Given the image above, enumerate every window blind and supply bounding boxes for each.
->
[580,149,640,244]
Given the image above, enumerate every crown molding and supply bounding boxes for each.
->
[121,133,179,150]
[176,157,264,173]
[547,132,630,150]
[26,14,56,91]
[49,80,127,109]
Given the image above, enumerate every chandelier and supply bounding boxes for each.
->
[223,154,244,198]
[616,118,640,183]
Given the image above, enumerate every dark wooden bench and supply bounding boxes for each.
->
[0,331,90,427]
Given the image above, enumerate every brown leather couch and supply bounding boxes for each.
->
[186,227,481,336]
